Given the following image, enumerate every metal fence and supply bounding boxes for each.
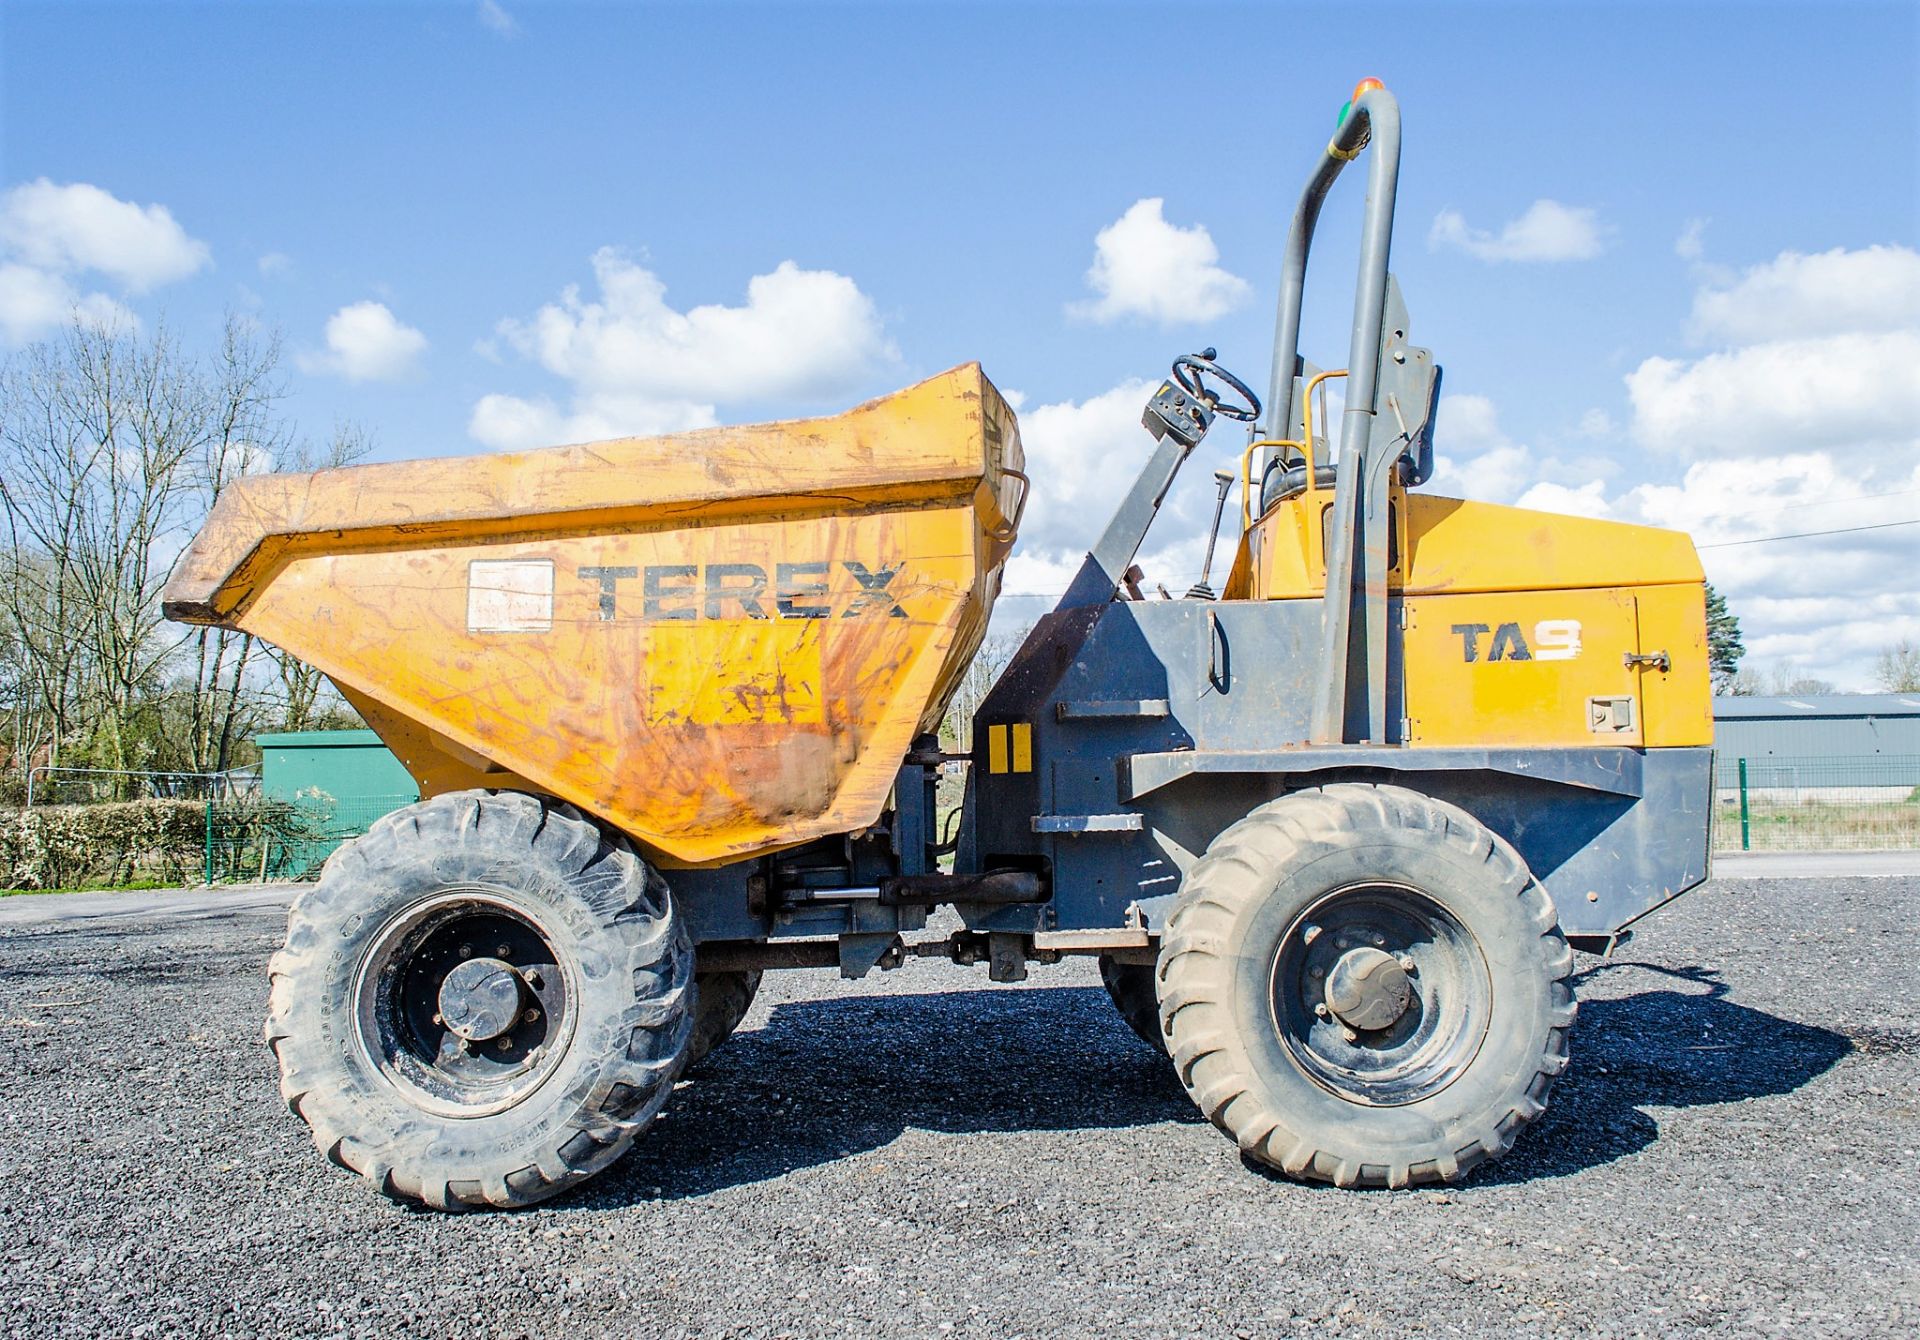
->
[204,793,417,884]
[1715,755,1920,852]
[23,765,259,807]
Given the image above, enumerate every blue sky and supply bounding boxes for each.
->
[3,1,1916,686]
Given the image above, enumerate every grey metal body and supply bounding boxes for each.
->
[964,596,1711,942]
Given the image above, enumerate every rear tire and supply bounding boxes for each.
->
[687,969,762,1066]
[1157,782,1574,1188]
[1098,955,1166,1053]
[264,789,693,1210]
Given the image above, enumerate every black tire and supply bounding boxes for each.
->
[687,969,762,1067]
[1157,782,1574,1189]
[264,790,693,1210]
[1099,955,1166,1053]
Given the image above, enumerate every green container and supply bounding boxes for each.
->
[257,729,419,804]
[251,730,420,878]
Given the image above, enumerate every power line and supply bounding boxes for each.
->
[1697,518,1920,549]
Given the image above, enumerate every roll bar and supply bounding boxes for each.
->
[1261,81,1405,746]
[1264,85,1401,450]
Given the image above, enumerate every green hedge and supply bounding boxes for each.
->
[2,794,407,890]
[1,799,208,891]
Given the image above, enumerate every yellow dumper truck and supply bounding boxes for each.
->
[164,82,1712,1209]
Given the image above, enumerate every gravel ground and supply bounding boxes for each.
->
[0,874,1913,1338]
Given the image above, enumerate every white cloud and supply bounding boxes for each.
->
[1013,379,1158,555]
[1620,454,1920,686]
[1428,393,1540,503]
[1686,244,1920,344]
[1069,198,1249,325]
[0,263,133,344]
[298,301,428,382]
[257,252,292,278]
[1577,408,1616,438]
[0,180,207,345]
[477,1,518,36]
[470,248,893,450]
[1675,217,1709,261]
[1512,479,1612,517]
[1631,246,1920,469]
[0,179,209,290]
[1429,199,1612,263]
[1436,392,1505,453]
[1626,329,1920,458]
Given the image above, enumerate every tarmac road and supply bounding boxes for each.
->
[0,869,1913,1338]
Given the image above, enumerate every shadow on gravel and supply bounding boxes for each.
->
[578,965,1855,1207]
[582,985,1193,1207]
[1476,962,1852,1185]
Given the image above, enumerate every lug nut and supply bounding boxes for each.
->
[496,944,511,958]
[431,1012,444,1026]
[523,969,543,989]
[1399,955,1416,972]
[458,943,473,959]
[1342,1027,1359,1043]
[523,1008,541,1024]
[1309,966,1324,980]
[1313,1003,1330,1019]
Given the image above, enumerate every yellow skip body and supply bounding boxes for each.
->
[163,364,1025,866]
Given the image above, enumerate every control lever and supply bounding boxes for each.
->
[1186,469,1236,601]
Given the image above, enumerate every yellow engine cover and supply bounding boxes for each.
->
[1240,490,1713,749]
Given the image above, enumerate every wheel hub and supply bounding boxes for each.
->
[1270,881,1492,1107]
[437,956,524,1042]
[1323,945,1412,1032]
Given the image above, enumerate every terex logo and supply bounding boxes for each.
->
[1451,619,1582,663]
[577,561,907,622]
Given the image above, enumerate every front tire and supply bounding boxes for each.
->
[1157,783,1574,1188]
[264,790,694,1210]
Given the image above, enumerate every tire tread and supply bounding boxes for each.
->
[265,788,692,1210]
[1157,782,1573,1189]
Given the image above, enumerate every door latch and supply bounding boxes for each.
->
[1623,650,1670,672]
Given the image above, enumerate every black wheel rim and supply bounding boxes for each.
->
[1268,882,1490,1107]
[353,890,575,1118]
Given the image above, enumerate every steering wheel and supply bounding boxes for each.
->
[1171,349,1261,423]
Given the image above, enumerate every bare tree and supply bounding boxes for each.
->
[0,326,119,777]
[1726,664,1839,697]
[180,318,294,774]
[1,312,370,792]
[1876,639,1920,693]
